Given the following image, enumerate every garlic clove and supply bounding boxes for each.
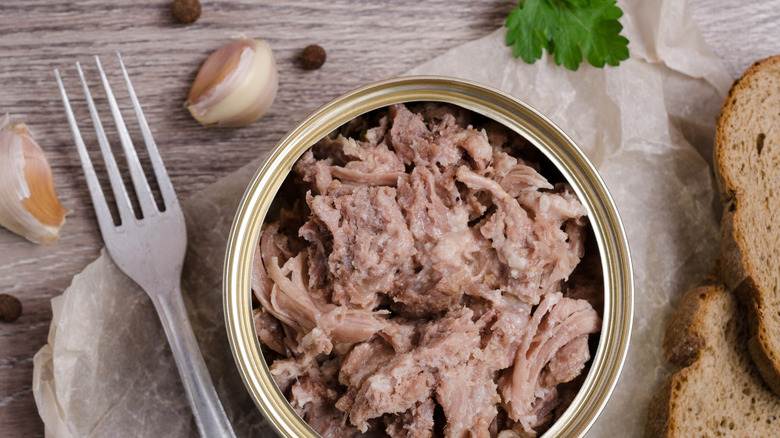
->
[185,38,278,128]
[0,115,70,245]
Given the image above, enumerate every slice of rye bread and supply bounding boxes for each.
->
[644,280,780,437]
[714,55,780,396]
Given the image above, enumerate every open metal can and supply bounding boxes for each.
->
[223,76,633,437]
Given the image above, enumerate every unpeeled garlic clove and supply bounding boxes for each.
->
[0,115,70,245]
[185,38,278,128]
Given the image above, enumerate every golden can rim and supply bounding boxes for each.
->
[223,76,634,438]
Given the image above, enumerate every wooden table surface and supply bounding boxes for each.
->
[0,0,778,436]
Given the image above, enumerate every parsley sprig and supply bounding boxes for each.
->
[505,0,630,71]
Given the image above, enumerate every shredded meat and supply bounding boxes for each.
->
[252,103,602,437]
[384,398,435,438]
[309,184,417,308]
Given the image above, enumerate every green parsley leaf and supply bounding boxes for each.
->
[505,0,630,71]
[561,0,590,8]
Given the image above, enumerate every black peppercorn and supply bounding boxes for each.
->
[171,0,201,25]
[301,44,327,70]
[0,294,22,323]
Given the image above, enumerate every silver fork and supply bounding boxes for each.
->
[54,53,236,438]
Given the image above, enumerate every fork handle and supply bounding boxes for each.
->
[151,288,237,438]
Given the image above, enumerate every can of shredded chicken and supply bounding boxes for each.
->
[224,76,633,437]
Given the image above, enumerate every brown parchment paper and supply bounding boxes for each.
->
[32,0,733,436]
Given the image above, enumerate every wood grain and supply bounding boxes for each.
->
[0,0,778,436]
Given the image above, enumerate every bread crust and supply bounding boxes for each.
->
[645,282,719,438]
[661,284,708,367]
[644,283,716,438]
[644,376,674,438]
[714,54,780,396]
[644,281,780,437]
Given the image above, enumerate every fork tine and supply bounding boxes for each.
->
[116,52,179,211]
[76,61,136,226]
[94,55,158,218]
[55,69,117,235]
